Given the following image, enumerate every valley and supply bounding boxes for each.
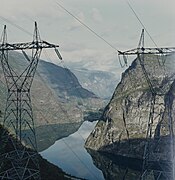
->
[0,2,175,178]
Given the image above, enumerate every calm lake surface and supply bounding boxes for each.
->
[40,121,105,180]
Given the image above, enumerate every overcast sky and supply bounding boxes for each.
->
[1,0,175,72]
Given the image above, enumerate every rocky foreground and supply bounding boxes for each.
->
[0,125,82,180]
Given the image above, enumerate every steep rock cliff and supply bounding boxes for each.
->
[85,54,175,159]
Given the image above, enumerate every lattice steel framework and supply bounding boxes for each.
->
[118,29,175,180]
[0,22,62,179]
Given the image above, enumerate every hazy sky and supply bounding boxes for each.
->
[1,0,175,72]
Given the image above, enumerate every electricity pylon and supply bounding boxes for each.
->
[118,29,175,180]
[0,22,62,180]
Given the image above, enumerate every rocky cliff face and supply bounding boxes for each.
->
[85,54,175,159]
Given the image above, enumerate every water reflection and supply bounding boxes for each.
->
[87,149,173,180]
[87,150,142,180]
[40,121,104,180]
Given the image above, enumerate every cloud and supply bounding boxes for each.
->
[59,45,123,74]
[91,8,103,23]
[0,0,66,23]
[61,43,86,52]
[67,12,85,31]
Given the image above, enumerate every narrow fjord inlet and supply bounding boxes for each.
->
[0,1,175,180]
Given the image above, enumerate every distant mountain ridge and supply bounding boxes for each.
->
[66,65,120,99]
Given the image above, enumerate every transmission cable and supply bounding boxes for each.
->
[0,76,100,180]
[0,20,101,179]
[27,74,101,180]
[55,1,119,52]
[31,91,100,180]
[0,16,32,36]
[125,1,174,177]
[0,55,100,180]
[0,16,95,148]
[42,49,100,128]
[126,0,158,48]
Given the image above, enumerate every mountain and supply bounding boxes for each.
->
[69,67,120,99]
[0,51,104,151]
[38,61,98,99]
[85,54,175,160]
[65,59,122,99]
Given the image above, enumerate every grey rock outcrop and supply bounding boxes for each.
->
[85,54,175,159]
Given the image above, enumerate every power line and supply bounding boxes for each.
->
[1,15,85,137]
[126,0,158,48]
[0,74,100,180]
[29,50,102,180]
[0,20,102,179]
[55,1,119,52]
[0,16,32,36]
[33,96,100,180]
[33,64,102,180]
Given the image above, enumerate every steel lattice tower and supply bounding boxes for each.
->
[0,22,62,179]
[118,29,175,180]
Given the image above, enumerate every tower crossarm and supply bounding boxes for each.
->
[118,47,175,55]
[0,40,59,51]
[0,22,62,180]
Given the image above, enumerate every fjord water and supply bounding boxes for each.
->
[40,121,143,180]
[40,121,105,180]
